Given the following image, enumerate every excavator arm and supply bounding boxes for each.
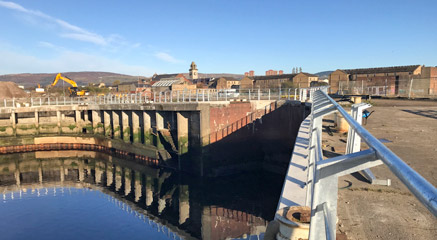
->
[52,73,78,87]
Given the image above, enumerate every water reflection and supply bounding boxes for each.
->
[0,151,282,240]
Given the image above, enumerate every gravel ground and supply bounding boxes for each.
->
[322,98,437,240]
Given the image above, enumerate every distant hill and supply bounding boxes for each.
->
[0,72,144,88]
[0,71,246,88]
[314,71,333,79]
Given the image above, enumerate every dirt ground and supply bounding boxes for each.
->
[322,98,437,240]
[0,81,28,99]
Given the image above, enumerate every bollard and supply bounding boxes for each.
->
[335,112,349,133]
[275,206,310,240]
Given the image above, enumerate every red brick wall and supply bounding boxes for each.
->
[209,102,252,133]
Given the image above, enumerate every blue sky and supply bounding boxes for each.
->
[0,0,436,76]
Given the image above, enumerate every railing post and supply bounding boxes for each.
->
[48,97,50,105]
[249,89,251,100]
[225,90,227,101]
[268,89,271,100]
[170,91,173,102]
[39,97,42,106]
[207,90,210,101]
[196,89,199,102]
[258,88,260,100]
[183,90,185,102]
[164,92,167,103]
[189,90,192,102]
[294,88,297,100]
[202,89,205,102]
[177,91,180,102]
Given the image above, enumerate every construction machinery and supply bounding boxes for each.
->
[51,73,88,96]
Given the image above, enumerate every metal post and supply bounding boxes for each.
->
[268,89,271,100]
[207,90,210,101]
[288,89,290,100]
[202,89,205,102]
[48,97,50,105]
[249,89,251,100]
[170,91,173,102]
[177,91,180,102]
[183,91,185,102]
[164,92,167,103]
[39,97,42,106]
[258,88,260,100]
[216,90,219,101]
[294,88,297,100]
[225,90,227,101]
[189,90,192,102]
[196,90,199,102]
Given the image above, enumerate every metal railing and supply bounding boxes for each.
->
[0,88,304,109]
[302,87,437,239]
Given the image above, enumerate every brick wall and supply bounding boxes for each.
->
[209,102,252,133]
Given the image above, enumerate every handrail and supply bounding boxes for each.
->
[316,90,437,216]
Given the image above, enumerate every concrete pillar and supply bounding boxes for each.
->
[143,111,152,145]
[156,111,164,130]
[179,185,190,224]
[11,111,16,134]
[155,111,164,149]
[34,111,39,134]
[92,110,103,134]
[124,168,131,196]
[177,112,189,154]
[145,175,153,206]
[134,171,142,202]
[122,111,131,143]
[132,111,141,143]
[56,110,61,134]
[115,166,122,191]
[112,111,121,139]
[75,110,82,133]
[104,111,112,137]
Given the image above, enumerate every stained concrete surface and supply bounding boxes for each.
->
[322,99,437,240]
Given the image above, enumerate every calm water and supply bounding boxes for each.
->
[0,151,283,240]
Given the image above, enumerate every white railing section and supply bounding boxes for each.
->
[294,86,437,240]
[0,88,305,108]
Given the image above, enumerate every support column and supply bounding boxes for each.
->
[92,110,103,134]
[143,112,152,145]
[132,111,141,143]
[104,111,112,137]
[11,111,16,135]
[177,112,189,154]
[155,111,164,149]
[156,111,164,130]
[122,111,131,143]
[75,110,82,133]
[34,111,39,134]
[56,110,61,134]
[112,111,121,139]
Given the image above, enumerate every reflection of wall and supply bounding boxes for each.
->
[0,153,271,240]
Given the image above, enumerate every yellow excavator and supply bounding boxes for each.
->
[51,73,87,96]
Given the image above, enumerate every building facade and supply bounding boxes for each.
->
[293,72,319,88]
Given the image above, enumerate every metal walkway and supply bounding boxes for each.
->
[276,87,437,240]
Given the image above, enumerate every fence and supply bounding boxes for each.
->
[336,77,437,98]
[289,87,437,239]
[0,88,303,109]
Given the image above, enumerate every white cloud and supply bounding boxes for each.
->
[0,1,116,46]
[0,47,154,76]
[154,52,184,63]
